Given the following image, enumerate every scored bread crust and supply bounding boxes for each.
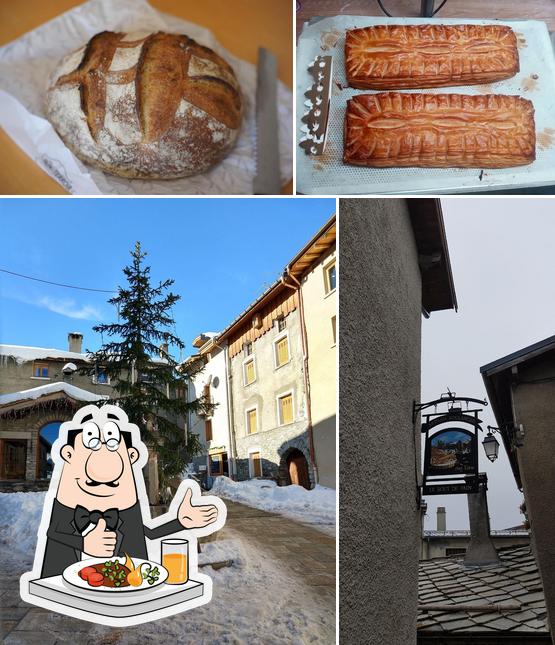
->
[345,24,519,89]
[343,93,535,169]
[45,31,243,179]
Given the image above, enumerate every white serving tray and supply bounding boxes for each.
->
[296,16,555,194]
[29,574,204,621]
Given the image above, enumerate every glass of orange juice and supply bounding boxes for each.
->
[161,538,189,585]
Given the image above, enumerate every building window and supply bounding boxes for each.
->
[243,358,256,386]
[210,453,224,476]
[203,383,212,412]
[274,333,290,368]
[331,315,337,346]
[245,342,253,356]
[33,362,49,378]
[277,317,286,332]
[277,392,294,426]
[324,261,336,294]
[93,368,110,385]
[205,418,213,442]
[246,407,258,435]
[250,451,262,477]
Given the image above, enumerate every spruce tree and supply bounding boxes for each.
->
[84,242,210,490]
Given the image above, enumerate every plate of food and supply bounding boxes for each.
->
[63,554,168,593]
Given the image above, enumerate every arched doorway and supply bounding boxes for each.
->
[39,421,62,479]
[286,449,310,490]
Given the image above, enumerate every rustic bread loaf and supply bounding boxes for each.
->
[45,31,243,179]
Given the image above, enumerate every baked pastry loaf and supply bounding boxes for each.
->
[45,31,243,179]
[344,93,535,169]
[345,24,519,89]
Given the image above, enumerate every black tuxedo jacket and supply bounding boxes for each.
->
[41,499,183,578]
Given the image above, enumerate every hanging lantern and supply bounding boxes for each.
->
[482,431,500,462]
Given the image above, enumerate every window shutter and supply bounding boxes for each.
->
[276,337,289,366]
[245,360,255,384]
[248,409,257,434]
[205,418,212,441]
[280,394,293,424]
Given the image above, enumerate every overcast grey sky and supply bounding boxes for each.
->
[422,198,555,531]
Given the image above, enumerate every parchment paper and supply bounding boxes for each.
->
[0,0,293,195]
[296,16,555,195]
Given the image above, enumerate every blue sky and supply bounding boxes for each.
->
[0,198,335,359]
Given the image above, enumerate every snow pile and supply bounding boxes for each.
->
[0,491,46,554]
[0,382,107,406]
[210,477,336,535]
[0,344,88,364]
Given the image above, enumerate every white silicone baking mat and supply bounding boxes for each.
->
[296,16,555,195]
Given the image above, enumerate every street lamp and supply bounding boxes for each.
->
[483,427,500,462]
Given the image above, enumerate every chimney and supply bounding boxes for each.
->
[437,507,446,532]
[68,332,83,354]
[160,343,169,359]
[464,474,500,567]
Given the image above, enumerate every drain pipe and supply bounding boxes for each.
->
[212,337,238,480]
[281,270,318,485]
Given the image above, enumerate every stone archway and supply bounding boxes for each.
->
[279,446,312,490]
[31,411,72,480]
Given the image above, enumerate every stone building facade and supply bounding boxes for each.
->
[227,301,311,485]
[0,334,109,485]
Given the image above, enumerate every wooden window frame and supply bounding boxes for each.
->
[32,361,50,379]
[205,418,213,442]
[245,406,258,435]
[277,316,287,332]
[324,259,337,295]
[243,356,256,386]
[244,341,253,356]
[276,390,295,426]
[331,315,337,347]
[273,331,291,369]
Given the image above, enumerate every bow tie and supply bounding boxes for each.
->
[74,505,119,533]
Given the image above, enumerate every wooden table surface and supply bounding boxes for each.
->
[0,0,293,195]
[296,0,555,39]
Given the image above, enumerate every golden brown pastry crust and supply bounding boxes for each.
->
[343,93,535,169]
[345,25,519,89]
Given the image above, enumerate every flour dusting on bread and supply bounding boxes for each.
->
[45,31,242,179]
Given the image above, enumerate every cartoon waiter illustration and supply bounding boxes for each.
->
[21,404,226,626]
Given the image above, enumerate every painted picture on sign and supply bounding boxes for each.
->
[428,428,475,475]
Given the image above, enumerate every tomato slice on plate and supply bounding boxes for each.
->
[86,572,104,587]
[79,566,97,580]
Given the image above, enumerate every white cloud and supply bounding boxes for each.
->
[36,296,102,320]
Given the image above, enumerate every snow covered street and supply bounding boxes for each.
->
[210,477,336,536]
[0,493,335,644]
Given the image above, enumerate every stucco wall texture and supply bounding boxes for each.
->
[511,360,555,634]
[340,199,422,645]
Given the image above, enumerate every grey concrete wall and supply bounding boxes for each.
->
[511,364,555,636]
[340,198,422,645]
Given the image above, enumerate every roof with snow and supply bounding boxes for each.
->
[0,382,106,412]
[418,546,549,639]
[0,344,88,364]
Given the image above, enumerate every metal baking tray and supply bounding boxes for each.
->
[296,16,555,195]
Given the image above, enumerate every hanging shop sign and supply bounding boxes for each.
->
[416,394,487,496]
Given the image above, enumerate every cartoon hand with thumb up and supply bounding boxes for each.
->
[177,487,219,529]
[83,518,117,557]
